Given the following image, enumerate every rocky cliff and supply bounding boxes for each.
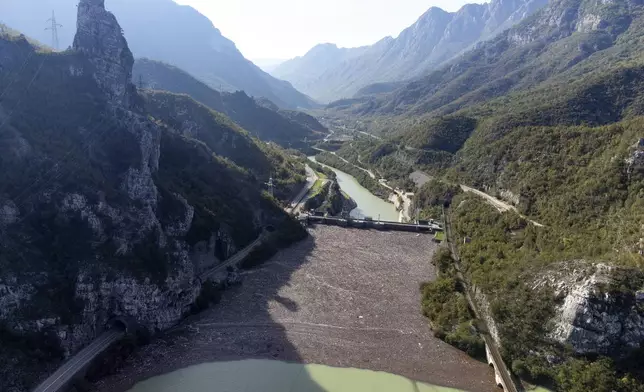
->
[0,2,304,390]
[304,180,357,216]
[0,0,318,110]
[537,262,644,356]
[73,0,135,107]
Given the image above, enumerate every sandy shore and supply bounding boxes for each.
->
[93,226,496,392]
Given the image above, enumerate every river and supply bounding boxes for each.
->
[308,156,400,221]
[126,360,462,392]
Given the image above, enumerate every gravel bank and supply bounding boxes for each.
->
[94,226,495,392]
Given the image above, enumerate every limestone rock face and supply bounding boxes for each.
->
[544,262,644,355]
[73,0,135,107]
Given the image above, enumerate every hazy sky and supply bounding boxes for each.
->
[174,0,488,61]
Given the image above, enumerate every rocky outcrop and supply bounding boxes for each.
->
[537,262,644,355]
[73,0,135,107]
[304,180,356,216]
[0,2,302,390]
[627,138,644,178]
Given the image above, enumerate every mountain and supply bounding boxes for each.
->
[321,0,644,389]
[272,0,548,102]
[253,58,286,73]
[133,59,327,147]
[0,1,306,390]
[272,43,370,99]
[0,0,318,110]
[347,0,644,121]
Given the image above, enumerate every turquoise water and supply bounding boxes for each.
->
[308,157,399,221]
[126,360,464,392]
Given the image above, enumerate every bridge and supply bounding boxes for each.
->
[301,214,443,233]
[32,232,267,392]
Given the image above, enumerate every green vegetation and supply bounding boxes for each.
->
[449,195,644,391]
[396,116,477,154]
[324,7,644,390]
[134,59,324,148]
[413,179,461,220]
[315,152,388,199]
[0,32,311,391]
[309,179,326,197]
[303,179,355,216]
[420,248,484,359]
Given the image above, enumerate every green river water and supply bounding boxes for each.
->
[126,360,463,392]
[308,157,400,221]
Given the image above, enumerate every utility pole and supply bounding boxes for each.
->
[45,10,62,51]
[265,174,275,198]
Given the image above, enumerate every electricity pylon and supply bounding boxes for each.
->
[45,10,62,50]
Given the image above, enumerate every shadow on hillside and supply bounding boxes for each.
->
[88,232,329,392]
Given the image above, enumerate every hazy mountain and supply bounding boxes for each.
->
[272,0,547,102]
[347,0,644,120]
[133,59,327,147]
[253,58,286,73]
[0,0,317,109]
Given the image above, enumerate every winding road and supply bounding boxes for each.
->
[286,165,318,215]
[33,330,124,392]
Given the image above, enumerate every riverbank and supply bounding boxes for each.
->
[93,226,496,392]
[309,157,399,221]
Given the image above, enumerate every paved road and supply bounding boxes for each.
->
[459,184,544,227]
[33,330,124,392]
[312,147,377,179]
[412,170,544,227]
[286,165,318,215]
[200,235,266,282]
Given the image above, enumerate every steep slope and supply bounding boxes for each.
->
[321,1,644,389]
[357,0,644,119]
[0,2,305,390]
[0,0,317,110]
[273,0,547,102]
[133,59,327,146]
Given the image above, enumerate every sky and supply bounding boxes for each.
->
[174,0,488,61]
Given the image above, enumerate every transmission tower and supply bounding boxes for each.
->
[45,10,62,50]
[138,75,145,89]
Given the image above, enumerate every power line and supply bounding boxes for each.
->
[45,10,62,51]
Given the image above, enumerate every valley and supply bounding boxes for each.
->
[92,226,496,392]
[1,0,644,391]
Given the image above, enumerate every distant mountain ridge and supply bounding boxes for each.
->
[133,59,327,147]
[272,0,547,102]
[0,0,317,109]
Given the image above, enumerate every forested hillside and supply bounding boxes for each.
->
[133,59,327,148]
[0,3,306,390]
[321,1,644,390]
